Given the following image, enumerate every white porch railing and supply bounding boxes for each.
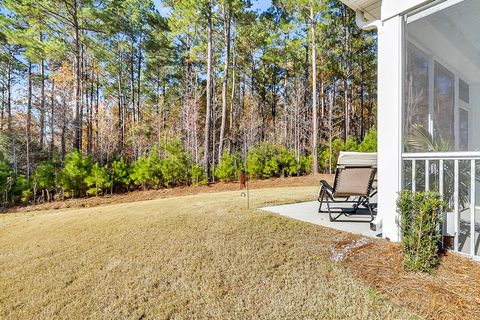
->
[402,152,480,260]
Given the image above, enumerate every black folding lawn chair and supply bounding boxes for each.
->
[318,153,377,222]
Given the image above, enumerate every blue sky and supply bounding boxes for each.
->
[154,0,272,17]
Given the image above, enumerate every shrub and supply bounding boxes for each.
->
[247,144,273,179]
[160,140,190,187]
[33,161,60,202]
[247,144,310,179]
[111,158,131,192]
[59,150,92,198]
[12,175,30,204]
[278,148,298,177]
[397,190,445,273]
[319,130,376,173]
[130,153,162,189]
[345,136,359,152]
[215,151,243,182]
[358,128,377,152]
[319,136,364,172]
[0,142,28,205]
[319,138,351,172]
[190,164,205,185]
[0,151,14,206]
[247,144,281,179]
[85,163,111,196]
[298,154,313,175]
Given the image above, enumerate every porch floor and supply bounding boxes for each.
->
[260,201,381,238]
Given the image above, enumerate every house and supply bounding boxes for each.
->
[341,0,480,259]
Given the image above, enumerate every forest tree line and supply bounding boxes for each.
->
[0,0,377,204]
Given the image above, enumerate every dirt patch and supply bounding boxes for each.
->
[330,237,372,262]
[2,174,329,214]
[339,237,480,320]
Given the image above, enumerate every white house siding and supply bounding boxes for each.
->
[376,16,404,241]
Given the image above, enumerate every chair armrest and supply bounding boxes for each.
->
[320,180,333,191]
[318,180,334,200]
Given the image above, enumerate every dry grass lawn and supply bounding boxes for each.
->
[0,186,416,319]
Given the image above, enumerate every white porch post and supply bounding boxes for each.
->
[377,15,403,242]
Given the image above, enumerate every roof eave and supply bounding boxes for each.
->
[340,0,382,21]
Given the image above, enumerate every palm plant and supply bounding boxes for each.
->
[405,125,474,210]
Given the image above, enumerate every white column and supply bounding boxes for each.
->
[377,16,403,242]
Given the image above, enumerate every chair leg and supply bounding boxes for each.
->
[326,195,344,222]
[319,190,336,219]
[318,189,324,213]
[366,198,375,222]
[327,196,334,221]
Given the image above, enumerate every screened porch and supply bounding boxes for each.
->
[402,0,480,259]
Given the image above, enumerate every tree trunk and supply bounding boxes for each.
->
[228,29,236,152]
[203,0,213,180]
[61,99,67,160]
[218,6,231,163]
[0,77,4,131]
[344,78,349,141]
[6,62,12,130]
[137,34,142,121]
[73,0,82,150]
[26,62,33,180]
[283,47,289,147]
[360,59,365,140]
[118,64,125,153]
[310,6,319,174]
[130,41,136,123]
[329,84,336,174]
[79,43,85,150]
[49,78,55,160]
[303,17,310,112]
[343,10,351,142]
[87,69,94,155]
[39,32,46,150]
[95,72,99,156]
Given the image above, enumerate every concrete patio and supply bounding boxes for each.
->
[261,200,381,238]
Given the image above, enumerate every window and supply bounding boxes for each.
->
[404,42,429,150]
[459,79,470,104]
[404,0,480,152]
[433,62,455,146]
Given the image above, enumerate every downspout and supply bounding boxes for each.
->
[355,10,382,30]
[355,10,384,234]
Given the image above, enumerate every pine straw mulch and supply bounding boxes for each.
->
[333,235,480,320]
[1,174,328,214]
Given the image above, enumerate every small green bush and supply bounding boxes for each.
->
[0,152,14,206]
[130,153,162,190]
[59,150,92,198]
[33,160,61,201]
[12,175,30,203]
[278,148,297,177]
[319,137,358,172]
[247,143,276,179]
[397,190,445,273]
[246,144,307,179]
[358,128,377,152]
[318,130,376,173]
[85,163,111,196]
[190,164,205,185]
[215,151,243,182]
[111,158,131,192]
[160,140,190,187]
[299,154,313,175]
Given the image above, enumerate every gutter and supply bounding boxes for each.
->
[355,10,382,30]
